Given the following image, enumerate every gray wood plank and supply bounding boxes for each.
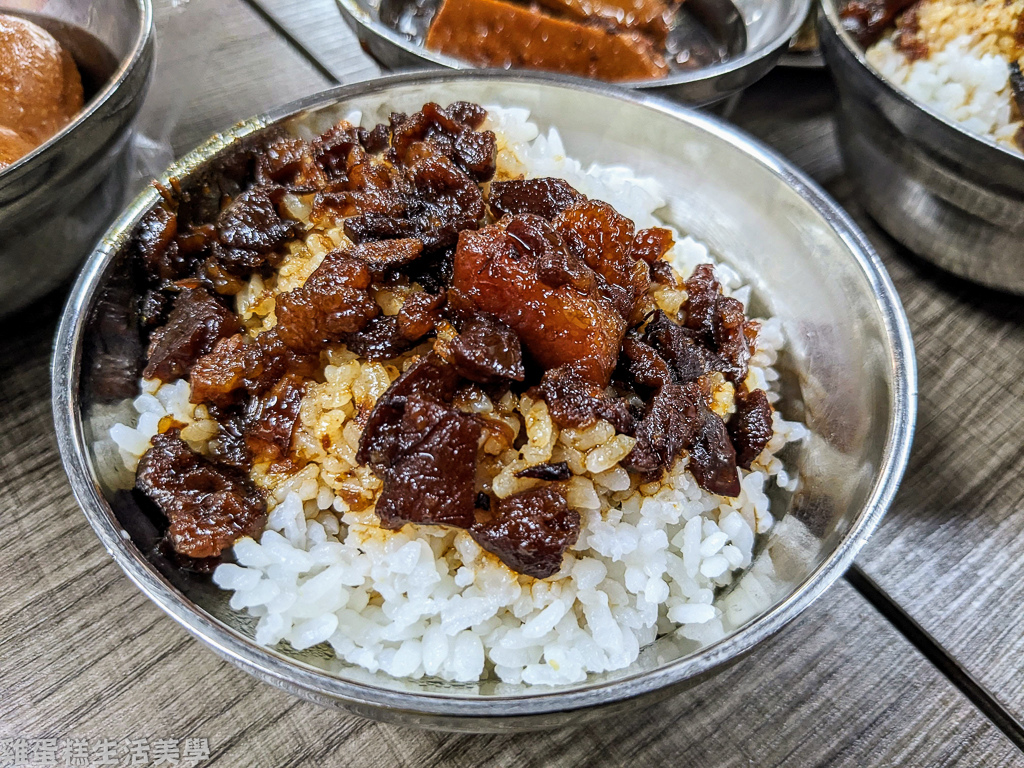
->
[138,0,333,156]
[247,0,382,84]
[731,68,1024,728]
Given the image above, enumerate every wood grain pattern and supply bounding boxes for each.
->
[732,69,1024,728]
[248,0,382,84]
[1,2,1023,764]
[138,0,332,155]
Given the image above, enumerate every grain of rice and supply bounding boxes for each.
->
[865,0,1024,153]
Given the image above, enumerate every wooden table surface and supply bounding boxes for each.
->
[2,1,1023,765]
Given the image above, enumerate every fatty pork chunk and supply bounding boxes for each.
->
[136,430,267,559]
[452,212,628,387]
[488,179,654,320]
[554,199,651,323]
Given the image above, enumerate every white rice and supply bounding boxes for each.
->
[106,107,809,686]
[867,34,1023,152]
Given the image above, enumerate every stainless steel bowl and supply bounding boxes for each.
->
[818,0,1024,294]
[778,5,823,68]
[52,71,916,731]
[0,0,153,317]
[334,0,809,106]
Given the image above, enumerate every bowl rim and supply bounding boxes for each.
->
[0,0,155,181]
[818,0,1024,166]
[52,69,917,719]
[332,0,811,90]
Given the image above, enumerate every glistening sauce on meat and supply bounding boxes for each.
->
[129,101,775,581]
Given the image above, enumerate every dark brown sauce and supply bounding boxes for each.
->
[5,11,120,103]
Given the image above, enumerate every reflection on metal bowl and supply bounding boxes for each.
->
[779,5,823,68]
[53,72,915,731]
[819,0,1024,294]
[0,0,153,318]
[334,0,809,106]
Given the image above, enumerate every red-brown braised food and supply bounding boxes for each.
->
[129,101,774,580]
[0,14,83,168]
[424,0,672,82]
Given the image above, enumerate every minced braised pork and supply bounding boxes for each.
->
[143,287,239,382]
[131,100,775,578]
[449,314,525,384]
[397,289,446,341]
[244,373,306,464]
[686,398,741,497]
[355,354,483,530]
[515,461,571,481]
[373,394,481,530]
[533,365,635,434]
[356,353,461,469]
[488,177,585,220]
[274,251,379,354]
[349,237,425,275]
[136,430,267,559]
[623,382,701,476]
[839,0,920,46]
[729,388,775,470]
[344,315,417,361]
[641,311,719,385]
[214,186,298,273]
[682,265,757,385]
[470,487,580,579]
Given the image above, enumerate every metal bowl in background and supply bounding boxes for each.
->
[0,0,154,317]
[818,0,1024,294]
[334,0,809,106]
[778,4,823,68]
[53,72,915,731]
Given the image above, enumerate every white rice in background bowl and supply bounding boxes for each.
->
[863,0,1024,153]
[100,105,811,688]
